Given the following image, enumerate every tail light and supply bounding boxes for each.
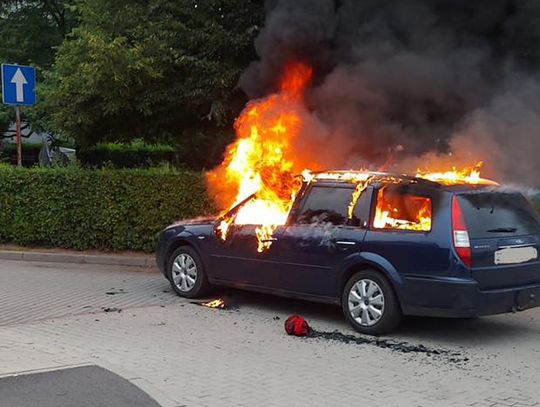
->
[452,196,472,268]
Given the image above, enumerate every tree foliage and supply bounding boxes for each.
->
[42,0,262,167]
[0,0,263,169]
[0,0,74,67]
[0,0,75,136]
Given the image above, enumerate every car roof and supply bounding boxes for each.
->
[306,170,499,192]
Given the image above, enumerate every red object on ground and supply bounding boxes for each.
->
[284,315,310,336]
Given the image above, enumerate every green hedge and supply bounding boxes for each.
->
[0,165,214,252]
[78,140,178,168]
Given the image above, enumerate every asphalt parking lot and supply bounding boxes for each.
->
[0,260,539,406]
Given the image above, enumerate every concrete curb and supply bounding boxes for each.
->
[0,250,155,267]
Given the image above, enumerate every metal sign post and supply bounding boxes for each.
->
[15,106,22,167]
[1,64,37,167]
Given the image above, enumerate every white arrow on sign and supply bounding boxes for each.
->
[10,68,28,103]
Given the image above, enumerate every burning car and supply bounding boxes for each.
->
[156,170,540,335]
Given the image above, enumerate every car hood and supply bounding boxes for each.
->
[167,216,216,229]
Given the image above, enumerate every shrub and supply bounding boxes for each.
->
[0,143,42,166]
[78,140,178,168]
[0,164,214,252]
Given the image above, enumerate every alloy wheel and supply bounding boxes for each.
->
[171,253,198,292]
[347,279,385,327]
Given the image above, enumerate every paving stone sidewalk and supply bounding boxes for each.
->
[0,260,538,407]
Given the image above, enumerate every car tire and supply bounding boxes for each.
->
[167,246,211,298]
[342,270,402,335]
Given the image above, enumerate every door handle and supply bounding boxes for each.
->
[335,240,356,246]
[260,238,278,243]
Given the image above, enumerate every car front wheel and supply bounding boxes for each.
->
[342,270,402,335]
[167,246,210,298]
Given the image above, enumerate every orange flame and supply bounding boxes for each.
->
[202,299,226,308]
[373,187,432,232]
[208,62,314,248]
[416,162,498,186]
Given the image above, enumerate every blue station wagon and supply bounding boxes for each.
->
[156,171,540,335]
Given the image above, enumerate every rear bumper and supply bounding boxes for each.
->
[400,276,540,318]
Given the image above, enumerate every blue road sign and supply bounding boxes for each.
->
[1,64,37,106]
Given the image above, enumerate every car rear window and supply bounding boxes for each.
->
[457,192,540,238]
[297,186,354,225]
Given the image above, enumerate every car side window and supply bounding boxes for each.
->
[296,186,354,225]
[372,186,432,232]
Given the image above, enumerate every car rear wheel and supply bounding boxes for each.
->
[167,246,211,298]
[342,270,402,335]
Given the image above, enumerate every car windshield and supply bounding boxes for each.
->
[457,192,540,238]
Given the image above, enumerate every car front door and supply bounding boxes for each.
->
[208,220,282,290]
[273,184,371,299]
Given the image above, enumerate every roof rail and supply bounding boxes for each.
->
[304,170,442,187]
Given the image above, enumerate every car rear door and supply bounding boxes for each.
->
[272,184,369,298]
[457,192,540,289]
[361,184,451,278]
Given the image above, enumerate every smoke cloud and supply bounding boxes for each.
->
[239,0,540,185]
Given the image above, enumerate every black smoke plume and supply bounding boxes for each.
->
[239,0,540,185]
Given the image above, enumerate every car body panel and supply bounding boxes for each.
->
[273,224,367,297]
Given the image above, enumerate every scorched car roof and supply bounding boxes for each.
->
[308,170,498,192]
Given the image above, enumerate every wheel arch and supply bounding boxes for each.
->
[164,237,206,279]
[338,253,404,301]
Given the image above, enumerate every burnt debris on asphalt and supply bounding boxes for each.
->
[307,329,468,363]
[106,288,127,295]
[102,307,122,313]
